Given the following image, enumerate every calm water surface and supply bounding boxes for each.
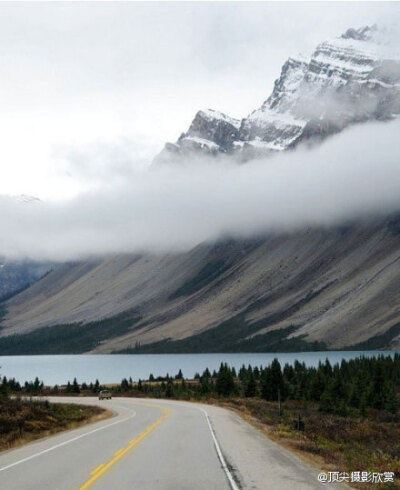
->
[0,351,397,385]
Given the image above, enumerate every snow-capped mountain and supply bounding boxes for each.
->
[156,25,400,162]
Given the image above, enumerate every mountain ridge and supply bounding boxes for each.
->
[156,25,400,163]
[1,25,400,353]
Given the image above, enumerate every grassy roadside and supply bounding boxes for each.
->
[0,397,111,452]
[207,398,400,490]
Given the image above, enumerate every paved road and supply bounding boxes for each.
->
[0,397,344,490]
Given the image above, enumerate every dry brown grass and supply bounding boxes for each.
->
[209,398,400,490]
[0,397,111,452]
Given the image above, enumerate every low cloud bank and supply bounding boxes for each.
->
[2,119,400,261]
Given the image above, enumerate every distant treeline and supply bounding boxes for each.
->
[2,354,399,416]
[114,354,400,415]
[0,376,106,397]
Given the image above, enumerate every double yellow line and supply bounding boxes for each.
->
[79,405,170,490]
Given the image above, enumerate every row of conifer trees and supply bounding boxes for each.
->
[1,354,399,415]
[114,354,400,415]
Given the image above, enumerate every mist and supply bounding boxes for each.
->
[1,118,399,261]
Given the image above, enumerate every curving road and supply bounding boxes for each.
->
[0,397,344,490]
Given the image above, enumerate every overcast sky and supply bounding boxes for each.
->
[0,1,399,199]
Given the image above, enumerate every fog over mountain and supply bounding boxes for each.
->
[0,118,399,261]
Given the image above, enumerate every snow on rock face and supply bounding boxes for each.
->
[239,57,308,153]
[180,109,241,152]
[155,25,400,163]
[154,109,241,163]
[197,109,241,130]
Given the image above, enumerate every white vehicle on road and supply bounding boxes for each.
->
[98,389,112,400]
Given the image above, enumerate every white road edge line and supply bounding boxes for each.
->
[0,405,136,473]
[199,408,240,490]
[128,399,240,490]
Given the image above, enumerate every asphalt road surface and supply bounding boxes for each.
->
[0,397,345,490]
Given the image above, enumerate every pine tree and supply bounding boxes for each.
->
[309,370,326,401]
[200,376,211,394]
[319,384,335,413]
[245,371,257,398]
[72,378,80,394]
[349,375,367,408]
[383,381,398,414]
[165,379,174,398]
[216,363,235,396]
[120,378,130,392]
[369,363,386,409]
[261,359,286,401]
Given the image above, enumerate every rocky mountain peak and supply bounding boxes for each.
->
[154,109,241,163]
[155,25,400,163]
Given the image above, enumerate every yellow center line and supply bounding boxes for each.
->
[90,464,104,476]
[79,405,170,490]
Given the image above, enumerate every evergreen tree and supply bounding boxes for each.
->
[216,363,235,396]
[308,370,326,401]
[165,379,174,398]
[120,378,130,392]
[245,371,257,398]
[383,381,398,413]
[72,378,80,394]
[369,363,387,410]
[349,375,367,408]
[200,376,211,394]
[261,359,286,401]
